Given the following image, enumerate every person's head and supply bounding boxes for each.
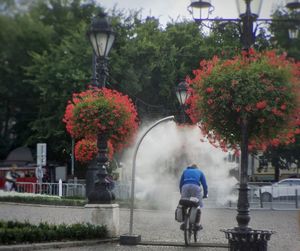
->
[188,164,198,169]
[11,164,17,171]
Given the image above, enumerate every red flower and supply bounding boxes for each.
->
[206,87,214,93]
[74,138,114,163]
[271,138,280,147]
[256,101,267,110]
[280,104,286,110]
[75,138,98,163]
[63,87,139,159]
[187,49,300,151]
[271,108,283,116]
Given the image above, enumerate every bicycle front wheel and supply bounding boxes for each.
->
[184,215,192,245]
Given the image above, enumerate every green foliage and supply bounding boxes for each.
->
[1,0,297,165]
[189,50,300,148]
[269,9,300,60]
[259,135,300,180]
[109,18,207,118]
[0,220,107,244]
[0,12,53,158]
[0,195,86,206]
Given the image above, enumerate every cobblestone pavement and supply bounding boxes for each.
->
[43,208,300,251]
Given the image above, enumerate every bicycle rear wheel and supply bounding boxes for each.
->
[184,215,192,245]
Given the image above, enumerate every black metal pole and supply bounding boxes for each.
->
[223,3,274,250]
[96,56,108,88]
[87,133,114,203]
[236,119,250,230]
[240,1,255,51]
[181,105,186,124]
[92,53,97,86]
[236,1,252,230]
[86,52,114,204]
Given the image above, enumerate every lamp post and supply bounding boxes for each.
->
[188,0,300,250]
[85,12,115,203]
[175,81,190,124]
[189,0,300,41]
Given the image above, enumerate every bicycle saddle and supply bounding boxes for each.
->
[179,197,199,207]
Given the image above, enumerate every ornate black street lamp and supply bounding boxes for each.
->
[85,13,115,203]
[188,0,300,250]
[189,0,300,44]
[175,81,190,123]
[87,13,115,88]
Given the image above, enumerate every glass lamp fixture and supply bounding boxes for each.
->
[87,13,115,58]
[236,0,262,18]
[175,81,190,105]
[188,0,213,21]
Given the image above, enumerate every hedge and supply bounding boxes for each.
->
[0,220,107,245]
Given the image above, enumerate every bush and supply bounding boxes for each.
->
[0,195,87,206]
[0,220,108,245]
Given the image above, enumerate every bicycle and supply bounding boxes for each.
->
[178,197,202,246]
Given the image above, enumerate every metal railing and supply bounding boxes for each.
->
[15,181,126,199]
[228,185,300,210]
[13,181,300,210]
[113,182,130,200]
[16,182,86,198]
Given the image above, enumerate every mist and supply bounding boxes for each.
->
[120,120,238,210]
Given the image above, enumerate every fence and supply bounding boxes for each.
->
[16,182,86,197]
[228,184,300,210]
[15,182,127,198]
[13,181,300,210]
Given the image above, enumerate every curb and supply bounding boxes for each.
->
[0,238,119,251]
[138,241,228,248]
[0,238,229,250]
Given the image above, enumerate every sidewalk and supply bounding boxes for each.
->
[119,208,300,251]
[0,208,299,251]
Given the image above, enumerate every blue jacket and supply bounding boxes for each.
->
[179,166,208,196]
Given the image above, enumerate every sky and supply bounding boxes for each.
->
[96,0,283,26]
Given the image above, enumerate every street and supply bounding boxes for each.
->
[44,208,300,251]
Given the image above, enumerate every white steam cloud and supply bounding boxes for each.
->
[120,121,238,210]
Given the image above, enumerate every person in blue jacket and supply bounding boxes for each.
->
[179,163,208,229]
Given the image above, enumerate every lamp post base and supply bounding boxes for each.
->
[120,234,141,245]
[86,159,115,204]
[221,228,274,251]
[87,187,115,204]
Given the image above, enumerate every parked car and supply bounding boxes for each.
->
[254,178,300,202]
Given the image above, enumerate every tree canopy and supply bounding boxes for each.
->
[0,0,298,168]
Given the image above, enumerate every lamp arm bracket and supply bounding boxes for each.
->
[196,18,241,31]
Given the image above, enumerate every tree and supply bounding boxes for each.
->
[20,0,100,161]
[0,9,53,158]
[0,0,276,163]
[269,9,300,60]
[109,17,210,119]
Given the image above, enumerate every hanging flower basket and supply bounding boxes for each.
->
[187,49,300,150]
[63,87,139,161]
[74,137,114,163]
